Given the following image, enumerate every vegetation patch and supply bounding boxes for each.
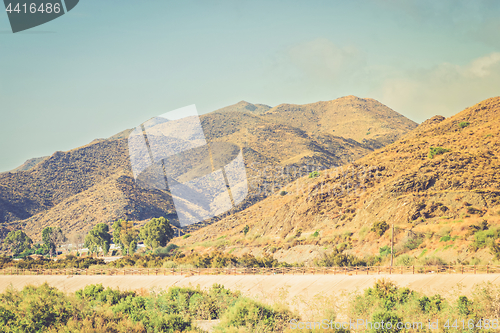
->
[371,221,390,236]
[428,146,451,159]
[308,171,321,178]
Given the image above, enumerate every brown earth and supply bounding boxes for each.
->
[174,97,500,265]
[0,96,416,242]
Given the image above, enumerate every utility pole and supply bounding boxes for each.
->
[390,224,394,267]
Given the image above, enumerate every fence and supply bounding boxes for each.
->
[0,265,499,276]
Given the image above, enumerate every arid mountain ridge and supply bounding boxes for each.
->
[174,97,500,265]
[0,96,417,241]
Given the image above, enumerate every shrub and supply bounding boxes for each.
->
[243,225,249,236]
[165,243,179,253]
[439,235,451,242]
[279,190,287,196]
[183,234,191,239]
[312,230,319,237]
[163,261,177,268]
[371,221,390,236]
[467,206,483,215]
[308,171,320,178]
[420,256,446,266]
[379,246,391,257]
[217,297,293,331]
[395,254,415,266]
[314,248,367,267]
[428,147,450,159]
[371,311,403,333]
[472,228,498,249]
[457,296,472,316]
[459,121,470,128]
[403,236,423,250]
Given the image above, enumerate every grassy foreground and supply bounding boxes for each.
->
[1,279,500,332]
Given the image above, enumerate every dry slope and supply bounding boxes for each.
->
[175,97,500,265]
[0,96,416,240]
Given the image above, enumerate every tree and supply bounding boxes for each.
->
[42,227,66,257]
[112,219,125,254]
[119,221,138,255]
[139,217,174,251]
[3,230,32,256]
[84,224,112,256]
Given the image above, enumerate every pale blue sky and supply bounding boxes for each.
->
[1,0,500,171]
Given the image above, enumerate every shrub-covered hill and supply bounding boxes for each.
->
[0,97,416,241]
[174,97,500,265]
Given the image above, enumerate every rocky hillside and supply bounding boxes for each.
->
[0,96,416,240]
[174,97,500,265]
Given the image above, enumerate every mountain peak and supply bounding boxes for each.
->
[214,101,271,114]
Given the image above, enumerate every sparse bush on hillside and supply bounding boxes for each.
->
[243,225,249,236]
[379,246,392,257]
[459,121,470,128]
[395,254,415,266]
[403,237,423,250]
[371,221,390,236]
[279,190,287,196]
[314,247,368,267]
[428,146,450,159]
[467,206,483,215]
[419,256,446,266]
[308,171,320,178]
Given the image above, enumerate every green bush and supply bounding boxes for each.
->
[439,235,451,242]
[308,171,321,178]
[182,234,191,239]
[403,237,423,250]
[395,254,415,266]
[379,246,391,257]
[428,146,450,159]
[279,190,287,196]
[459,121,470,128]
[216,297,293,332]
[314,248,367,267]
[371,221,390,236]
[371,311,403,333]
[420,256,446,266]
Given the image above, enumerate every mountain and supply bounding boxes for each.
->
[213,101,272,114]
[8,156,49,173]
[174,97,500,265]
[0,96,417,241]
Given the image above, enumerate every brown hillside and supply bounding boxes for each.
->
[263,96,416,148]
[174,97,500,265]
[0,97,416,240]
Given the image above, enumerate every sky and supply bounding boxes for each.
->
[1,0,500,171]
